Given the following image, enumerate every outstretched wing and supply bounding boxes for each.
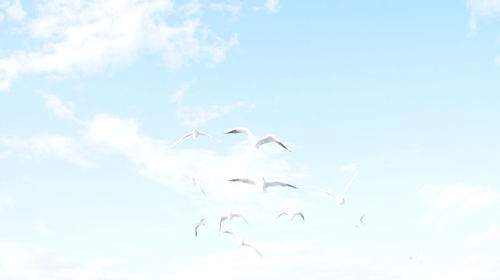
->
[242,242,263,258]
[266,181,297,189]
[232,213,249,224]
[275,212,289,219]
[197,130,213,138]
[171,132,193,148]
[228,178,257,185]
[194,224,200,237]
[359,215,365,223]
[293,212,305,222]
[256,135,290,151]
[342,171,358,197]
[219,216,228,232]
[224,127,252,137]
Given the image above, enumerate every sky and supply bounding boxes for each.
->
[0,0,500,279]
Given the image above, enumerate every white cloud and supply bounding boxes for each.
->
[209,1,242,19]
[471,226,500,243]
[171,83,190,103]
[0,194,14,212]
[0,240,125,280]
[5,0,26,21]
[0,0,238,92]
[40,93,79,122]
[467,0,500,30]
[254,0,280,14]
[1,134,93,167]
[496,56,500,64]
[176,101,247,126]
[420,184,500,214]
[0,12,4,23]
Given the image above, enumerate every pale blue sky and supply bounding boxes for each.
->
[1,0,499,279]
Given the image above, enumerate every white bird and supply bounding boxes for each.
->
[171,129,213,148]
[183,174,207,196]
[219,212,248,232]
[224,127,291,152]
[317,171,358,205]
[355,215,365,227]
[409,253,424,264]
[223,230,262,257]
[194,217,208,238]
[276,211,305,222]
[228,177,297,192]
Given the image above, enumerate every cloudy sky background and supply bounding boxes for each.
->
[1,0,500,279]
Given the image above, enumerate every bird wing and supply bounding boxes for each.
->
[219,216,228,232]
[266,181,297,189]
[197,130,213,138]
[293,212,305,221]
[224,127,252,137]
[222,230,243,244]
[232,213,249,224]
[360,215,365,223]
[228,178,257,185]
[171,132,193,148]
[275,212,288,219]
[242,242,263,258]
[341,171,358,197]
[256,135,290,151]
[194,224,200,237]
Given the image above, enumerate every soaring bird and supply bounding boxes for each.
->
[355,215,365,227]
[171,129,213,148]
[316,171,358,205]
[219,212,248,232]
[224,127,290,152]
[276,211,305,222]
[223,230,262,257]
[194,217,208,238]
[183,174,207,196]
[228,177,297,192]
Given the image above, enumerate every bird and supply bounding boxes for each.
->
[316,171,358,205]
[409,253,424,263]
[224,127,291,152]
[223,230,262,257]
[171,129,213,148]
[228,177,297,192]
[355,215,365,227]
[219,212,248,232]
[276,211,305,222]
[183,174,207,196]
[194,217,208,238]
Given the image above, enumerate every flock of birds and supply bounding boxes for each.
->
[171,127,366,258]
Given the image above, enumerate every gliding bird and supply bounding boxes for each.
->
[228,177,297,192]
[355,215,365,227]
[183,174,207,196]
[171,129,213,148]
[219,212,248,232]
[276,211,305,222]
[194,217,208,238]
[223,230,262,257]
[318,171,358,205]
[224,127,291,152]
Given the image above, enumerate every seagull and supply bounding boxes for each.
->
[224,127,291,152]
[228,177,297,192]
[355,215,365,227]
[276,211,305,222]
[409,253,424,264]
[223,230,262,257]
[183,174,207,196]
[317,171,358,205]
[194,217,208,238]
[171,129,213,148]
[219,212,248,232]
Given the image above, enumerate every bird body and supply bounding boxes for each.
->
[219,212,248,232]
[171,129,212,148]
[228,177,297,192]
[317,171,358,205]
[224,127,290,152]
[194,217,208,237]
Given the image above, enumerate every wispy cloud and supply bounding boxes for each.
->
[176,101,248,127]
[209,1,242,19]
[254,0,280,14]
[467,0,500,30]
[4,0,26,21]
[1,134,93,167]
[0,0,238,91]
[40,92,79,122]
[471,226,500,243]
[0,194,14,213]
[171,83,190,104]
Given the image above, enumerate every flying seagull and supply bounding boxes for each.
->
[409,254,424,264]
[317,171,358,205]
[219,212,248,232]
[194,217,208,238]
[171,129,213,148]
[276,211,305,222]
[224,127,291,152]
[355,215,365,227]
[223,230,262,257]
[183,174,207,196]
[228,177,297,192]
